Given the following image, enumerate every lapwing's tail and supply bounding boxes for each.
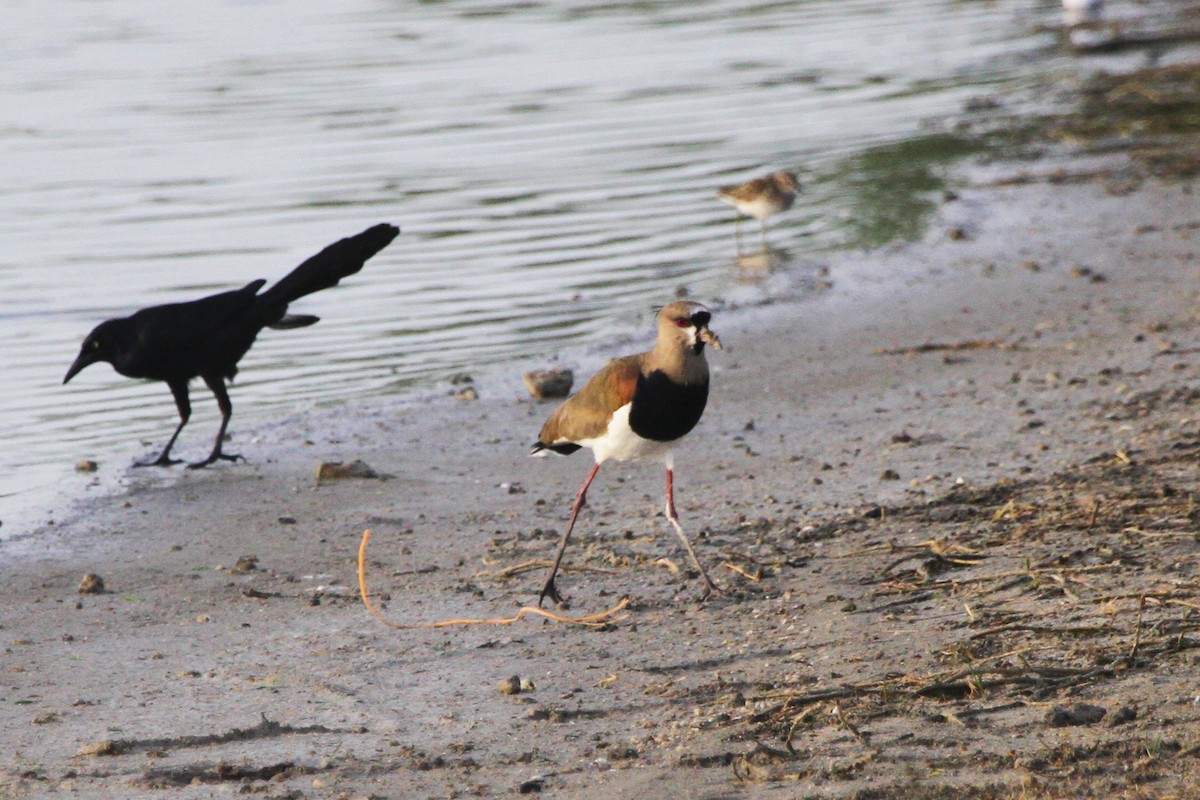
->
[531,440,582,457]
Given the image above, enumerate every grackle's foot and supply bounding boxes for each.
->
[134,454,181,468]
[187,452,245,470]
[697,577,728,604]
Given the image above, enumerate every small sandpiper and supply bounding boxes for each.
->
[531,301,723,606]
[1061,0,1103,27]
[717,170,800,247]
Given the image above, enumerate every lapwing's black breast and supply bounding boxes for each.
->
[628,370,709,442]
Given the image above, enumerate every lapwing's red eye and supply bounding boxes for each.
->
[673,318,691,328]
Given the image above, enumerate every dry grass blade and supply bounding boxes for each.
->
[358,530,629,629]
[724,562,762,582]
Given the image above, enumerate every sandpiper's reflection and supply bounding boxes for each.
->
[1061,0,1104,29]
[1061,0,1118,50]
[733,245,791,284]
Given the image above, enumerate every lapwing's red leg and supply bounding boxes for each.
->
[665,467,723,599]
[539,462,602,607]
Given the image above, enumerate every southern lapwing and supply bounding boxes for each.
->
[531,301,723,606]
[717,170,800,249]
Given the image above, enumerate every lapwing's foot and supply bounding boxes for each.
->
[538,578,566,609]
[187,451,245,470]
[698,576,728,603]
[134,454,181,468]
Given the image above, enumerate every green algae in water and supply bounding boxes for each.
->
[832,133,984,249]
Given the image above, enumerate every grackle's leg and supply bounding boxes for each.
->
[188,375,245,469]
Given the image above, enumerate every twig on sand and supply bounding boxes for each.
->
[969,622,1116,641]
[784,703,826,753]
[875,339,1012,356]
[1127,594,1147,663]
[357,530,629,629]
[478,558,616,579]
[830,704,871,745]
[933,561,1123,590]
[748,645,1107,727]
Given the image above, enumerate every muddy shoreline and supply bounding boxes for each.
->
[6,60,1200,800]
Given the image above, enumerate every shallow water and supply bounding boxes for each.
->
[0,0,1116,534]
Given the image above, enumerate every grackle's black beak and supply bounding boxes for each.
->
[64,350,99,384]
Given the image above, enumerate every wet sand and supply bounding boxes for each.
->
[6,92,1200,800]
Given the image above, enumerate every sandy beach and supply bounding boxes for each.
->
[5,61,1200,798]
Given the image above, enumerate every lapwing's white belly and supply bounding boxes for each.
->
[579,403,675,464]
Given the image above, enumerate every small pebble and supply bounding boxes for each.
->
[78,574,105,595]
[518,776,545,794]
[1108,705,1137,726]
[75,460,98,473]
[523,368,574,400]
[1046,704,1106,727]
[77,740,118,757]
[316,460,384,482]
[499,675,523,695]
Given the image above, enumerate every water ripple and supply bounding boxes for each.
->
[0,0,1086,533]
